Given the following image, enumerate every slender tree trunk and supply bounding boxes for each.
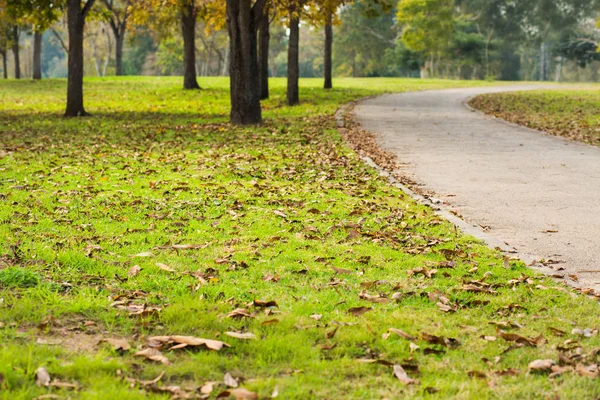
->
[33,30,42,80]
[181,2,200,89]
[258,5,270,99]
[1,52,6,79]
[226,0,264,125]
[287,12,300,106]
[323,11,333,89]
[221,45,229,76]
[65,0,95,117]
[115,34,124,76]
[12,26,20,79]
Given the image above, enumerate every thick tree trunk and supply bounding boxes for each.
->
[33,31,42,80]
[181,3,200,89]
[1,52,6,79]
[115,34,124,76]
[323,12,332,90]
[65,0,94,117]
[12,26,20,79]
[287,13,299,106]
[258,5,270,100]
[226,0,264,125]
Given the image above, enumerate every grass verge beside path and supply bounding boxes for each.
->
[470,89,600,146]
[1,77,600,399]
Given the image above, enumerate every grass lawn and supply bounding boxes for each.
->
[2,77,600,399]
[469,89,600,146]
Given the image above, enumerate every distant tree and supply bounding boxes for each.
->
[0,12,11,79]
[396,0,454,78]
[100,0,131,76]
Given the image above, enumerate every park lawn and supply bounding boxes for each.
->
[1,77,600,399]
[470,88,600,146]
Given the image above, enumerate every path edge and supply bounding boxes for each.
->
[335,101,590,293]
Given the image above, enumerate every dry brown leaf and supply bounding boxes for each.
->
[224,372,239,388]
[421,332,461,349]
[253,299,278,308]
[149,335,230,351]
[348,306,372,316]
[217,388,258,399]
[408,267,437,279]
[134,348,171,365]
[227,308,254,319]
[100,338,131,351]
[393,364,418,385]
[498,331,543,347]
[331,266,353,274]
[310,314,322,321]
[36,367,51,386]
[128,265,141,277]
[273,210,287,218]
[201,381,220,395]
[225,331,257,340]
[528,359,554,372]
[575,364,599,378]
[462,284,497,294]
[388,328,416,341]
[156,262,175,272]
[132,251,153,257]
[261,318,279,326]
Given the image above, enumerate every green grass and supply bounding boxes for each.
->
[470,89,600,145]
[1,77,600,399]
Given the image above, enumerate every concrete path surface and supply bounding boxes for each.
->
[354,86,600,290]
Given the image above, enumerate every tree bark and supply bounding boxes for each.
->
[11,26,20,79]
[65,0,95,117]
[258,5,270,99]
[181,2,200,89]
[115,34,124,76]
[1,52,6,79]
[226,0,265,125]
[323,11,332,89]
[33,30,42,80]
[287,11,300,106]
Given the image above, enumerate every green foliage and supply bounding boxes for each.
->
[0,267,40,288]
[396,0,455,55]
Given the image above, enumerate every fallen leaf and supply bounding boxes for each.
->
[224,372,238,388]
[421,333,461,349]
[348,306,372,316]
[261,318,279,326]
[201,381,219,395]
[331,266,352,274]
[253,299,278,308]
[393,364,418,385]
[498,331,543,347]
[225,332,257,340]
[528,359,554,372]
[148,335,230,351]
[388,328,416,341]
[134,348,171,365]
[273,210,287,218]
[132,251,153,257]
[217,388,258,399]
[226,308,254,319]
[156,263,175,272]
[100,338,131,351]
[36,367,51,386]
[310,314,322,321]
[128,265,141,277]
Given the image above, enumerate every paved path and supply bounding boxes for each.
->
[354,86,600,290]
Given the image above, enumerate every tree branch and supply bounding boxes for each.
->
[50,28,69,52]
[82,0,97,19]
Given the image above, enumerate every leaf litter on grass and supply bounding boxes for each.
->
[2,78,600,399]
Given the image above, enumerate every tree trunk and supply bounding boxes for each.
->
[12,26,20,79]
[115,34,124,76]
[226,0,264,125]
[65,0,94,117]
[33,30,42,80]
[323,11,332,89]
[181,2,200,89]
[1,52,6,79]
[258,5,270,100]
[287,12,300,106]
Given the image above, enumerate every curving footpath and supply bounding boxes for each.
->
[354,86,600,290]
